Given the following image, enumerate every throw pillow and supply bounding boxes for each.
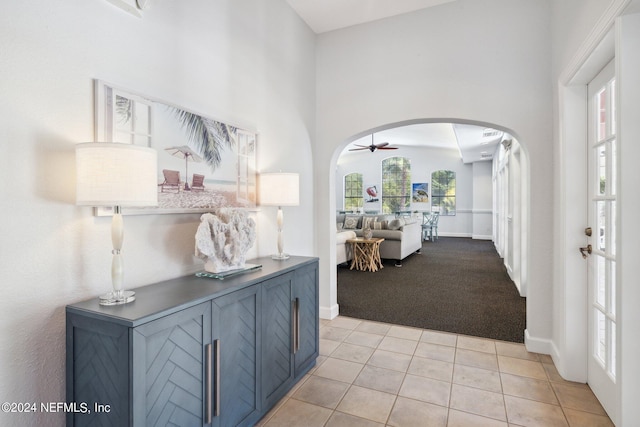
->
[387,218,405,230]
[373,221,387,230]
[343,215,360,230]
[361,216,377,229]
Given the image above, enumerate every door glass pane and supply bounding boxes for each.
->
[611,80,616,135]
[611,140,617,196]
[596,256,606,307]
[611,260,616,316]
[611,201,616,257]
[597,88,607,141]
[597,145,606,195]
[597,201,606,251]
[596,309,606,365]
[610,321,616,376]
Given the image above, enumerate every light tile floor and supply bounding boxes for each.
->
[257,316,613,427]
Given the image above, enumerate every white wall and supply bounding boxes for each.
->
[335,145,493,238]
[314,0,554,342]
[0,1,315,425]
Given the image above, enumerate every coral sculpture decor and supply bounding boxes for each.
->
[195,208,256,273]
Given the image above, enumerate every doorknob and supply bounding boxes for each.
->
[580,244,592,259]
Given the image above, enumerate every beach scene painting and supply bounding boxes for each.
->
[95,80,257,215]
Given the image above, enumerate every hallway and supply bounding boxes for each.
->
[257,316,613,426]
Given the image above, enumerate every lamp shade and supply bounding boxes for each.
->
[76,142,158,207]
[259,172,299,206]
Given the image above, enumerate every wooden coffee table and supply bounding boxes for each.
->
[347,237,384,272]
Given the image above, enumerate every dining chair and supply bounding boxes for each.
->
[421,212,440,241]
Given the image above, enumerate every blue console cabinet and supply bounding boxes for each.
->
[66,256,319,427]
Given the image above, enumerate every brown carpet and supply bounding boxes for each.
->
[337,237,526,343]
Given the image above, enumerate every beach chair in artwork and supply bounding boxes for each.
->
[160,169,181,192]
[192,174,205,192]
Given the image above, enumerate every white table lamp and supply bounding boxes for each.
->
[259,172,299,260]
[76,142,158,305]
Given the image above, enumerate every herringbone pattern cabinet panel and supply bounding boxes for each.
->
[262,274,294,407]
[133,302,211,427]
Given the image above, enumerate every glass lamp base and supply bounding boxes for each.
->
[272,253,290,260]
[99,290,136,306]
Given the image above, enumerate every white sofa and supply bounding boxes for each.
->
[336,214,422,266]
[336,229,357,264]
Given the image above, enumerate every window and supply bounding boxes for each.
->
[344,173,363,211]
[112,90,153,147]
[431,170,456,215]
[382,157,411,213]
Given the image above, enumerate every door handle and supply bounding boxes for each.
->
[580,244,592,259]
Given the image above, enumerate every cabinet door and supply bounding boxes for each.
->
[66,314,130,427]
[261,273,294,409]
[132,302,211,427]
[211,284,261,427]
[293,262,319,378]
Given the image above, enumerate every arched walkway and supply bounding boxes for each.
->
[327,119,530,339]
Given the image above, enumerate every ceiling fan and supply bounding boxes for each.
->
[349,135,399,152]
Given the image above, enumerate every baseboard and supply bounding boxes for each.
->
[436,233,493,240]
[524,329,553,355]
[319,304,339,320]
[439,232,472,238]
[472,234,493,240]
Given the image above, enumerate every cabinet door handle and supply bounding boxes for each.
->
[294,298,300,353]
[205,343,213,424]
[214,339,221,417]
[291,299,297,353]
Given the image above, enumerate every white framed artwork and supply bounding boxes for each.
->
[94,80,257,216]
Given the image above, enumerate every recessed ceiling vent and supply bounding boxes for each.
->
[481,153,493,159]
[482,128,501,138]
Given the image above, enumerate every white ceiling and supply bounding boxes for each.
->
[286,0,456,34]
[345,123,505,164]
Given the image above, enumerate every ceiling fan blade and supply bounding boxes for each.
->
[375,142,390,148]
[348,147,370,151]
[378,147,398,150]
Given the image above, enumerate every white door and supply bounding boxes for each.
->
[586,60,618,423]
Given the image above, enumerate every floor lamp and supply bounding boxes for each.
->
[76,142,158,305]
[259,172,299,260]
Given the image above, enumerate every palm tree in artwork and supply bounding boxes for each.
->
[169,107,236,170]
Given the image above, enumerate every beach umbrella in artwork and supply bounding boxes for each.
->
[164,145,203,190]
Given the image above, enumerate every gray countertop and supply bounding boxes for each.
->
[66,256,318,327]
